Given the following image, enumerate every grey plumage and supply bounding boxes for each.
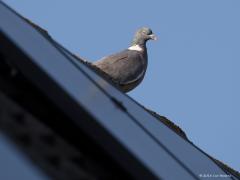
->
[93,27,157,92]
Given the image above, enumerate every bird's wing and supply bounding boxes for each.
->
[93,50,146,85]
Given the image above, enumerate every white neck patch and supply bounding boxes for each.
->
[128,45,143,52]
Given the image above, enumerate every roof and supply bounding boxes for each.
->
[0,1,239,179]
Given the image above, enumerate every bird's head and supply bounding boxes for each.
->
[131,27,157,46]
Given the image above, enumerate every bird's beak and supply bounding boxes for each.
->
[149,34,157,40]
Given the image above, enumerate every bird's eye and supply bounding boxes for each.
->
[147,31,153,35]
[144,30,151,35]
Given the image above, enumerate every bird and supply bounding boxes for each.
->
[92,27,157,93]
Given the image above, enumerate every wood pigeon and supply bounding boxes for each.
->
[93,27,157,93]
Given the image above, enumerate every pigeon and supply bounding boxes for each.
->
[93,27,157,93]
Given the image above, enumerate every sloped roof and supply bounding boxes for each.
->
[0,2,239,179]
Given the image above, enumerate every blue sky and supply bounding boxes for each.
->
[2,0,240,173]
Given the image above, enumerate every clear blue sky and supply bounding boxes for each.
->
[2,0,239,173]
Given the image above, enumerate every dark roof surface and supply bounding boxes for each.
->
[0,2,239,179]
